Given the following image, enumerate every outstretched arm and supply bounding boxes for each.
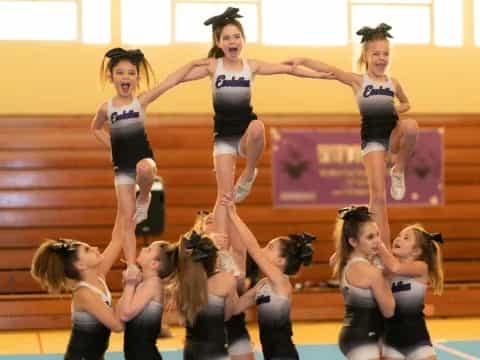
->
[139,58,211,107]
[222,194,290,293]
[249,59,334,79]
[180,58,215,83]
[283,57,361,88]
[97,229,124,278]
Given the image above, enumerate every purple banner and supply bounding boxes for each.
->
[271,128,444,207]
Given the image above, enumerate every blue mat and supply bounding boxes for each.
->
[1,341,478,359]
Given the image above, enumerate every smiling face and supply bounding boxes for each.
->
[216,23,245,60]
[109,59,139,97]
[364,39,390,77]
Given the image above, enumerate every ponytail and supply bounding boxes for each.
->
[278,232,315,275]
[409,225,444,295]
[174,231,218,325]
[208,43,225,59]
[31,239,80,293]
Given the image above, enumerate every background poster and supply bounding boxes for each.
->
[271,128,443,207]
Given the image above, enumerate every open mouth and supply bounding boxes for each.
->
[121,82,131,92]
[228,47,238,56]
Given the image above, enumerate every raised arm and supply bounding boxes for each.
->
[227,216,247,274]
[90,103,110,149]
[139,58,211,107]
[283,57,361,88]
[249,59,334,79]
[392,77,411,114]
[97,230,124,278]
[223,196,289,292]
[377,241,427,277]
[180,58,215,83]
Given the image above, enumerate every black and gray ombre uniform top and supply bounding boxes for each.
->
[124,301,163,360]
[338,257,384,356]
[184,294,229,360]
[106,98,154,170]
[211,58,257,138]
[384,275,432,350]
[355,74,398,142]
[255,280,298,360]
[65,277,112,360]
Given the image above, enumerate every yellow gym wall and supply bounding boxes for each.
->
[2,1,479,115]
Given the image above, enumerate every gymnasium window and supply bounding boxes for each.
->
[351,0,431,44]
[122,0,348,46]
[121,0,171,45]
[120,0,259,44]
[261,0,348,46]
[82,0,111,44]
[0,0,77,41]
[351,0,463,46]
[175,1,258,43]
[433,0,462,47]
[0,0,111,43]
[0,0,465,47]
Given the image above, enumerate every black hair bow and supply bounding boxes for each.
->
[356,23,393,43]
[204,7,243,29]
[48,239,77,256]
[289,232,316,266]
[338,205,371,221]
[105,47,144,64]
[423,231,443,244]
[184,231,218,263]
